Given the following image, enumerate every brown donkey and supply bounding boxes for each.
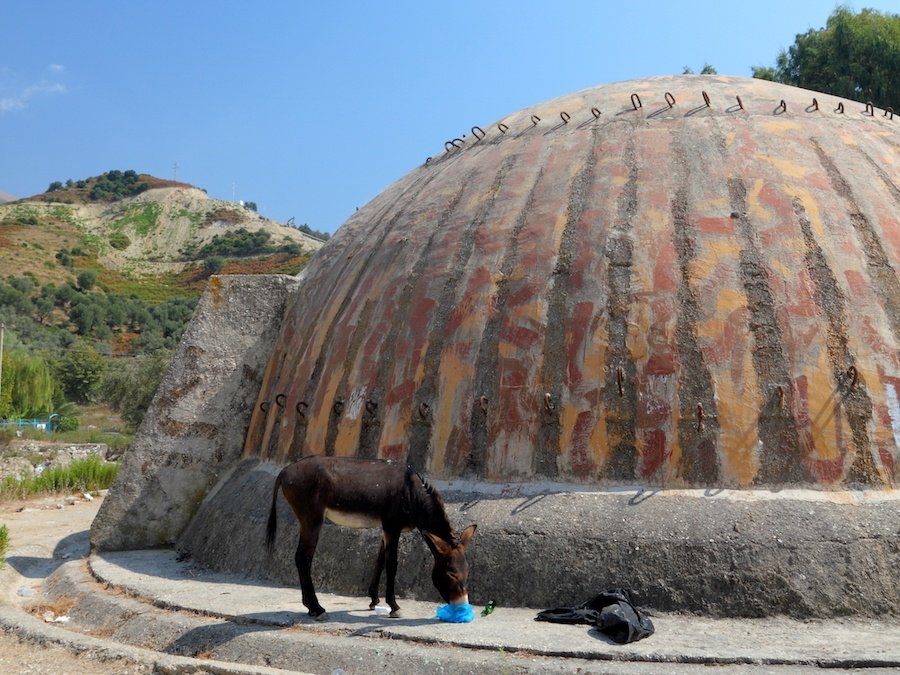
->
[266,456,476,619]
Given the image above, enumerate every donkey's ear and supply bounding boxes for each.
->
[458,524,477,548]
[421,530,452,557]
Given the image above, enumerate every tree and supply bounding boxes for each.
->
[0,350,57,418]
[203,255,225,275]
[100,351,170,429]
[56,342,106,403]
[77,269,98,291]
[752,7,900,110]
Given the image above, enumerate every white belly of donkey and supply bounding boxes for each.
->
[324,508,382,529]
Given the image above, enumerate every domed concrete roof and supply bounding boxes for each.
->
[245,75,900,489]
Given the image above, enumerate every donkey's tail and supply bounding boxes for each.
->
[266,470,284,555]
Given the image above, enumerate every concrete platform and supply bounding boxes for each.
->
[3,495,900,674]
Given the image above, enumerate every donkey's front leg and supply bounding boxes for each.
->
[383,531,402,617]
[367,535,387,609]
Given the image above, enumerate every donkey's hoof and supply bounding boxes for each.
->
[389,610,402,618]
[314,612,329,622]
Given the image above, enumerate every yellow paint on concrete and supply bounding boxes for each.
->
[692,240,742,285]
[786,187,828,240]
[757,154,809,179]
[760,119,803,135]
[714,350,760,487]
[560,401,580,470]
[431,352,474,475]
[806,349,849,462]
[839,131,858,147]
[748,179,774,224]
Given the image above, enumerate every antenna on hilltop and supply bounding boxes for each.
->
[173,162,178,181]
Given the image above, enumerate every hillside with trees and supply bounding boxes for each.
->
[0,170,325,435]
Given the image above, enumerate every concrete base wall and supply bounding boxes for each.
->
[91,275,301,551]
[178,459,900,618]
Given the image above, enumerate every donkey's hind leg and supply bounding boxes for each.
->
[367,535,387,609]
[295,517,327,620]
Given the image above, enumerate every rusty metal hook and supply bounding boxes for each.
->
[885,107,895,120]
[498,122,509,134]
[365,399,378,415]
[530,114,541,126]
[591,106,602,118]
[702,90,710,107]
[560,111,570,124]
[776,99,787,113]
[260,401,270,413]
[631,93,642,110]
[835,102,845,114]
[471,125,486,140]
[296,400,308,423]
[480,395,489,413]
[616,367,624,397]
[847,365,859,391]
[697,403,705,432]
[544,392,554,412]
[736,95,744,110]
[418,401,430,420]
[865,101,874,116]
[810,98,819,111]
[333,397,345,416]
[776,385,785,411]
[275,393,286,409]
[664,92,676,108]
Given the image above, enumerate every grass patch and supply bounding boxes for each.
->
[0,525,7,569]
[112,203,161,237]
[0,456,118,501]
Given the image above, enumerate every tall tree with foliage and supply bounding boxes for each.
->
[752,6,900,110]
[0,351,56,418]
[56,341,107,403]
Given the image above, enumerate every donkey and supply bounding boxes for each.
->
[266,456,476,619]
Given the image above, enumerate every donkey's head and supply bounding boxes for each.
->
[421,524,477,604]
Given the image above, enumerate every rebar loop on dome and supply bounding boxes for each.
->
[591,106,602,118]
[530,114,541,126]
[865,101,875,116]
[444,138,464,153]
[542,393,554,412]
[631,93,642,110]
[333,397,345,416]
[418,401,431,421]
[846,365,860,391]
[776,385,785,411]
[775,99,787,114]
[664,92,676,108]
[736,95,744,110]
[616,366,625,397]
[702,90,711,107]
[479,395,489,413]
[471,125,486,140]
[498,122,509,134]
[697,403,705,432]
[886,107,895,120]
[807,98,819,112]
[296,401,308,424]
[260,401,269,413]
[560,111,571,124]
[275,393,286,409]
[365,399,378,415]
[835,102,845,114]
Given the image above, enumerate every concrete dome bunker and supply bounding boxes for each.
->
[92,76,900,619]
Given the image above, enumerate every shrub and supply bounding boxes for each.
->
[0,525,7,568]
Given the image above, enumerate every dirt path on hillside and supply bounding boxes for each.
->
[0,494,151,674]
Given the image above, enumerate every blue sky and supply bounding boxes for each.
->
[2,1,897,233]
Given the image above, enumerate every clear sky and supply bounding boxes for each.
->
[2,1,897,234]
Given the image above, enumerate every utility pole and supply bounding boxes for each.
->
[0,323,5,418]
[173,162,178,181]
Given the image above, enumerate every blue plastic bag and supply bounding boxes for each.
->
[436,602,475,623]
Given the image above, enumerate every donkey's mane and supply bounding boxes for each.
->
[406,466,455,544]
